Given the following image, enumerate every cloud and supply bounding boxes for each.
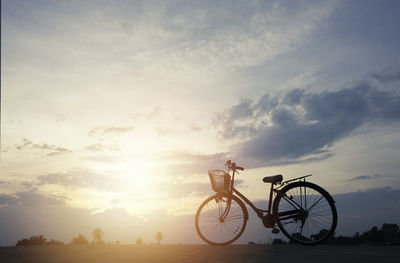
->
[148,107,163,119]
[214,83,400,167]
[84,143,120,152]
[0,190,66,209]
[188,123,202,132]
[166,151,230,175]
[349,174,384,181]
[156,127,173,136]
[370,67,400,83]
[15,138,72,156]
[163,179,245,199]
[88,126,133,136]
[36,169,120,191]
[83,155,118,163]
[167,0,341,70]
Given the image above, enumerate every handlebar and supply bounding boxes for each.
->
[225,160,244,171]
[236,166,244,171]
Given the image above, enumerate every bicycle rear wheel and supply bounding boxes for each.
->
[273,182,337,245]
[195,193,247,246]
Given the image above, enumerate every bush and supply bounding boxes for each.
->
[71,234,89,245]
[16,235,65,246]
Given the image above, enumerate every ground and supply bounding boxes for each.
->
[0,245,398,263]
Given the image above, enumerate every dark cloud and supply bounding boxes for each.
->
[370,68,400,83]
[0,190,66,208]
[349,174,384,181]
[15,138,72,156]
[213,99,257,139]
[88,126,133,136]
[215,83,400,166]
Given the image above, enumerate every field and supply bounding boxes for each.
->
[0,245,399,263]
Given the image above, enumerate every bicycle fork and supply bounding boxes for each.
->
[218,197,232,222]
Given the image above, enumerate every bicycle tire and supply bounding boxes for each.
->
[195,193,248,246]
[273,181,337,245]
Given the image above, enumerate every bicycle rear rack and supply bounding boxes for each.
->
[279,174,312,187]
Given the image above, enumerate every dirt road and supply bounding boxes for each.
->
[0,245,398,263]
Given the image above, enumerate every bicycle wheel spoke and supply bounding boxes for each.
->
[196,194,247,245]
[275,182,337,245]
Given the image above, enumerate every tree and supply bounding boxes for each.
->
[368,226,384,245]
[92,228,104,244]
[16,235,65,246]
[381,224,399,244]
[71,234,89,245]
[136,237,143,245]
[16,235,47,246]
[156,232,163,244]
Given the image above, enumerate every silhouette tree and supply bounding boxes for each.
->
[71,234,89,245]
[92,228,104,244]
[156,232,163,244]
[323,223,400,245]
[16,235,47,246]
[136,237,143,245]
[16,235,65,246]
[381,223,399,244]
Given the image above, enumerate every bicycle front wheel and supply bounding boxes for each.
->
[273,182,337,245]
[195,193,247,246]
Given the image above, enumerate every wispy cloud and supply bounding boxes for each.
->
[88,126,134,136]
[348,174,395,181]
[36,169,119,191]
[83,155,118,163]
[166,151,230,174]
[15,138,72,156]
[84,143,119,152]
[156,127,173,136]
[188,123,202,132]
[370,67,400,83]
[148,107,163,119]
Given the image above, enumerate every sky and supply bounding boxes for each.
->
[1,0,400,245]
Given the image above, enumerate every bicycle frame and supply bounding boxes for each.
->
[221,169,312,226]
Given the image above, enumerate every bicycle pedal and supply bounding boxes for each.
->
[272,228,280,234]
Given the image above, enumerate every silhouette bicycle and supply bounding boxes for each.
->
[195,160,337,245]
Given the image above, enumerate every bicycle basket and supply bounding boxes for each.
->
[208,169,230,192]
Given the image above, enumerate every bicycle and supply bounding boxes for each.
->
[195,160,337,246]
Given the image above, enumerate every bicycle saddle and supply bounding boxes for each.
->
[263,174,283,184]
